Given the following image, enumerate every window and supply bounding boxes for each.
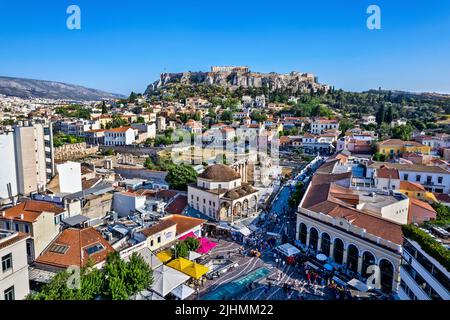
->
[4,286,14,300]
[2,253,13,272]
[438,176,443,184]
[14,223,19,232]
[5,221,10,230]
[157,236,161,243]
[416,175,421,182]
[150,240,154,247]
[404,174,409,180]
[24,225,30,233]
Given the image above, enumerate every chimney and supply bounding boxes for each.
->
[1,211,5,217]
[20,213,24,220]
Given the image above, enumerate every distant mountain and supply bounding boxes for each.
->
[144,66,330,96]
[0,76,125,101]
[365,89,450,101]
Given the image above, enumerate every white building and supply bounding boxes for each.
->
[0,230,30,300]
[156,116,166,131]
[310,119,339,135]
[57,119,100,136]
[367,163,450,194]
[187,164,258,221]
[113,191,146,217]
[361,115,377,125]
[57,161,82,194]
[104,127,137,146]
[399,237,450,300]
[0,123,54,201]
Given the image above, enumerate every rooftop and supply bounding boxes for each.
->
[36,227,115,268]
[1,200,65,223]
[198,164,241,182]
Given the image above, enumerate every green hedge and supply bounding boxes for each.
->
[402,224,450,272]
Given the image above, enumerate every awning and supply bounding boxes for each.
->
[156,250,173,263]
[182,262,209,280]
[276,243,301,256]
[235,226,252,237]
[167,257,194,272]
[196,237,218,254]
[347,278,369,292]
[179,231,197,241]
[188,251,202,261]
[151,265,190,297]
[130,289,165,300]
[171,284,195,300]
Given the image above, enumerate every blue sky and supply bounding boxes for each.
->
[0,0,449,95]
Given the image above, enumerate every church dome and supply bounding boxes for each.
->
[199,164,241,182]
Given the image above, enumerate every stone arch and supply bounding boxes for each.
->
[333,238,345,265]
[219,202,230,220]
[233,202,242,216]
[299,223,308,245]
[320,232,331,256]
[309,227,319,251]
[248,195,258,210]
[346,244,359,273]
[242,199,249,211]
[361,251,376,279]
[379,259,395,294]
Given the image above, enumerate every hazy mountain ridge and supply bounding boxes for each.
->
[0,76,125,101]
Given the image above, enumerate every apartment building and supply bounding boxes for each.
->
[0,230,30,300]
[399,237,450,300]
[0,200,65,262]
[377,139,431,158]
[0,122,54,200]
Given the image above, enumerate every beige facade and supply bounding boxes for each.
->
[0,231,30,300]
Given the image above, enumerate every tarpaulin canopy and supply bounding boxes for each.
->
[151,265,190,297]
[179,231,197,241]
[130,289,165,300]
[171,284,195,300]
[188,251,202,261]
[276,243,301,257]
[182,262,209,280]
[196,237,218,254]
[156,250,173,263]
[167,257,194,272]
[347,278,369,292]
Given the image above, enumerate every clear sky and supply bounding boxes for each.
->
[1,0,449,95]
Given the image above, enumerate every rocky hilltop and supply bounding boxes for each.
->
[145,66,329,95]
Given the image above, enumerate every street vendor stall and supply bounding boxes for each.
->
[151,265,190,297]
[276,243,301,257]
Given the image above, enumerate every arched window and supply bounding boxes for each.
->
[379,259,394,294]
[347,244,359,273]
[320,233,331,256]
[309,228,319,251]
[361,251,376,279]
[333,238,344,265]
[299,223,307,245]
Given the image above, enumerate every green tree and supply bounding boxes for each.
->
[173,241,189,258]
[129,92,138,103]
[376,104,385,125]
[184,237,200,251]
[166,164,198,190]
[101,101,108,114]
[125,252,153,294]
[385,105,394,123]
[392,124,413,141]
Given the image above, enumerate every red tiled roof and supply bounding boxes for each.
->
[140,220,177,237]
[36,227,115,268]
[1,200,65,223]
[376,166,400,179]
[161,214,206,236]
[0,232,29,250]
[165,195,188,215]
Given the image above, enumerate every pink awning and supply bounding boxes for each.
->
[196,237,218,254]
[179,231,197,241]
